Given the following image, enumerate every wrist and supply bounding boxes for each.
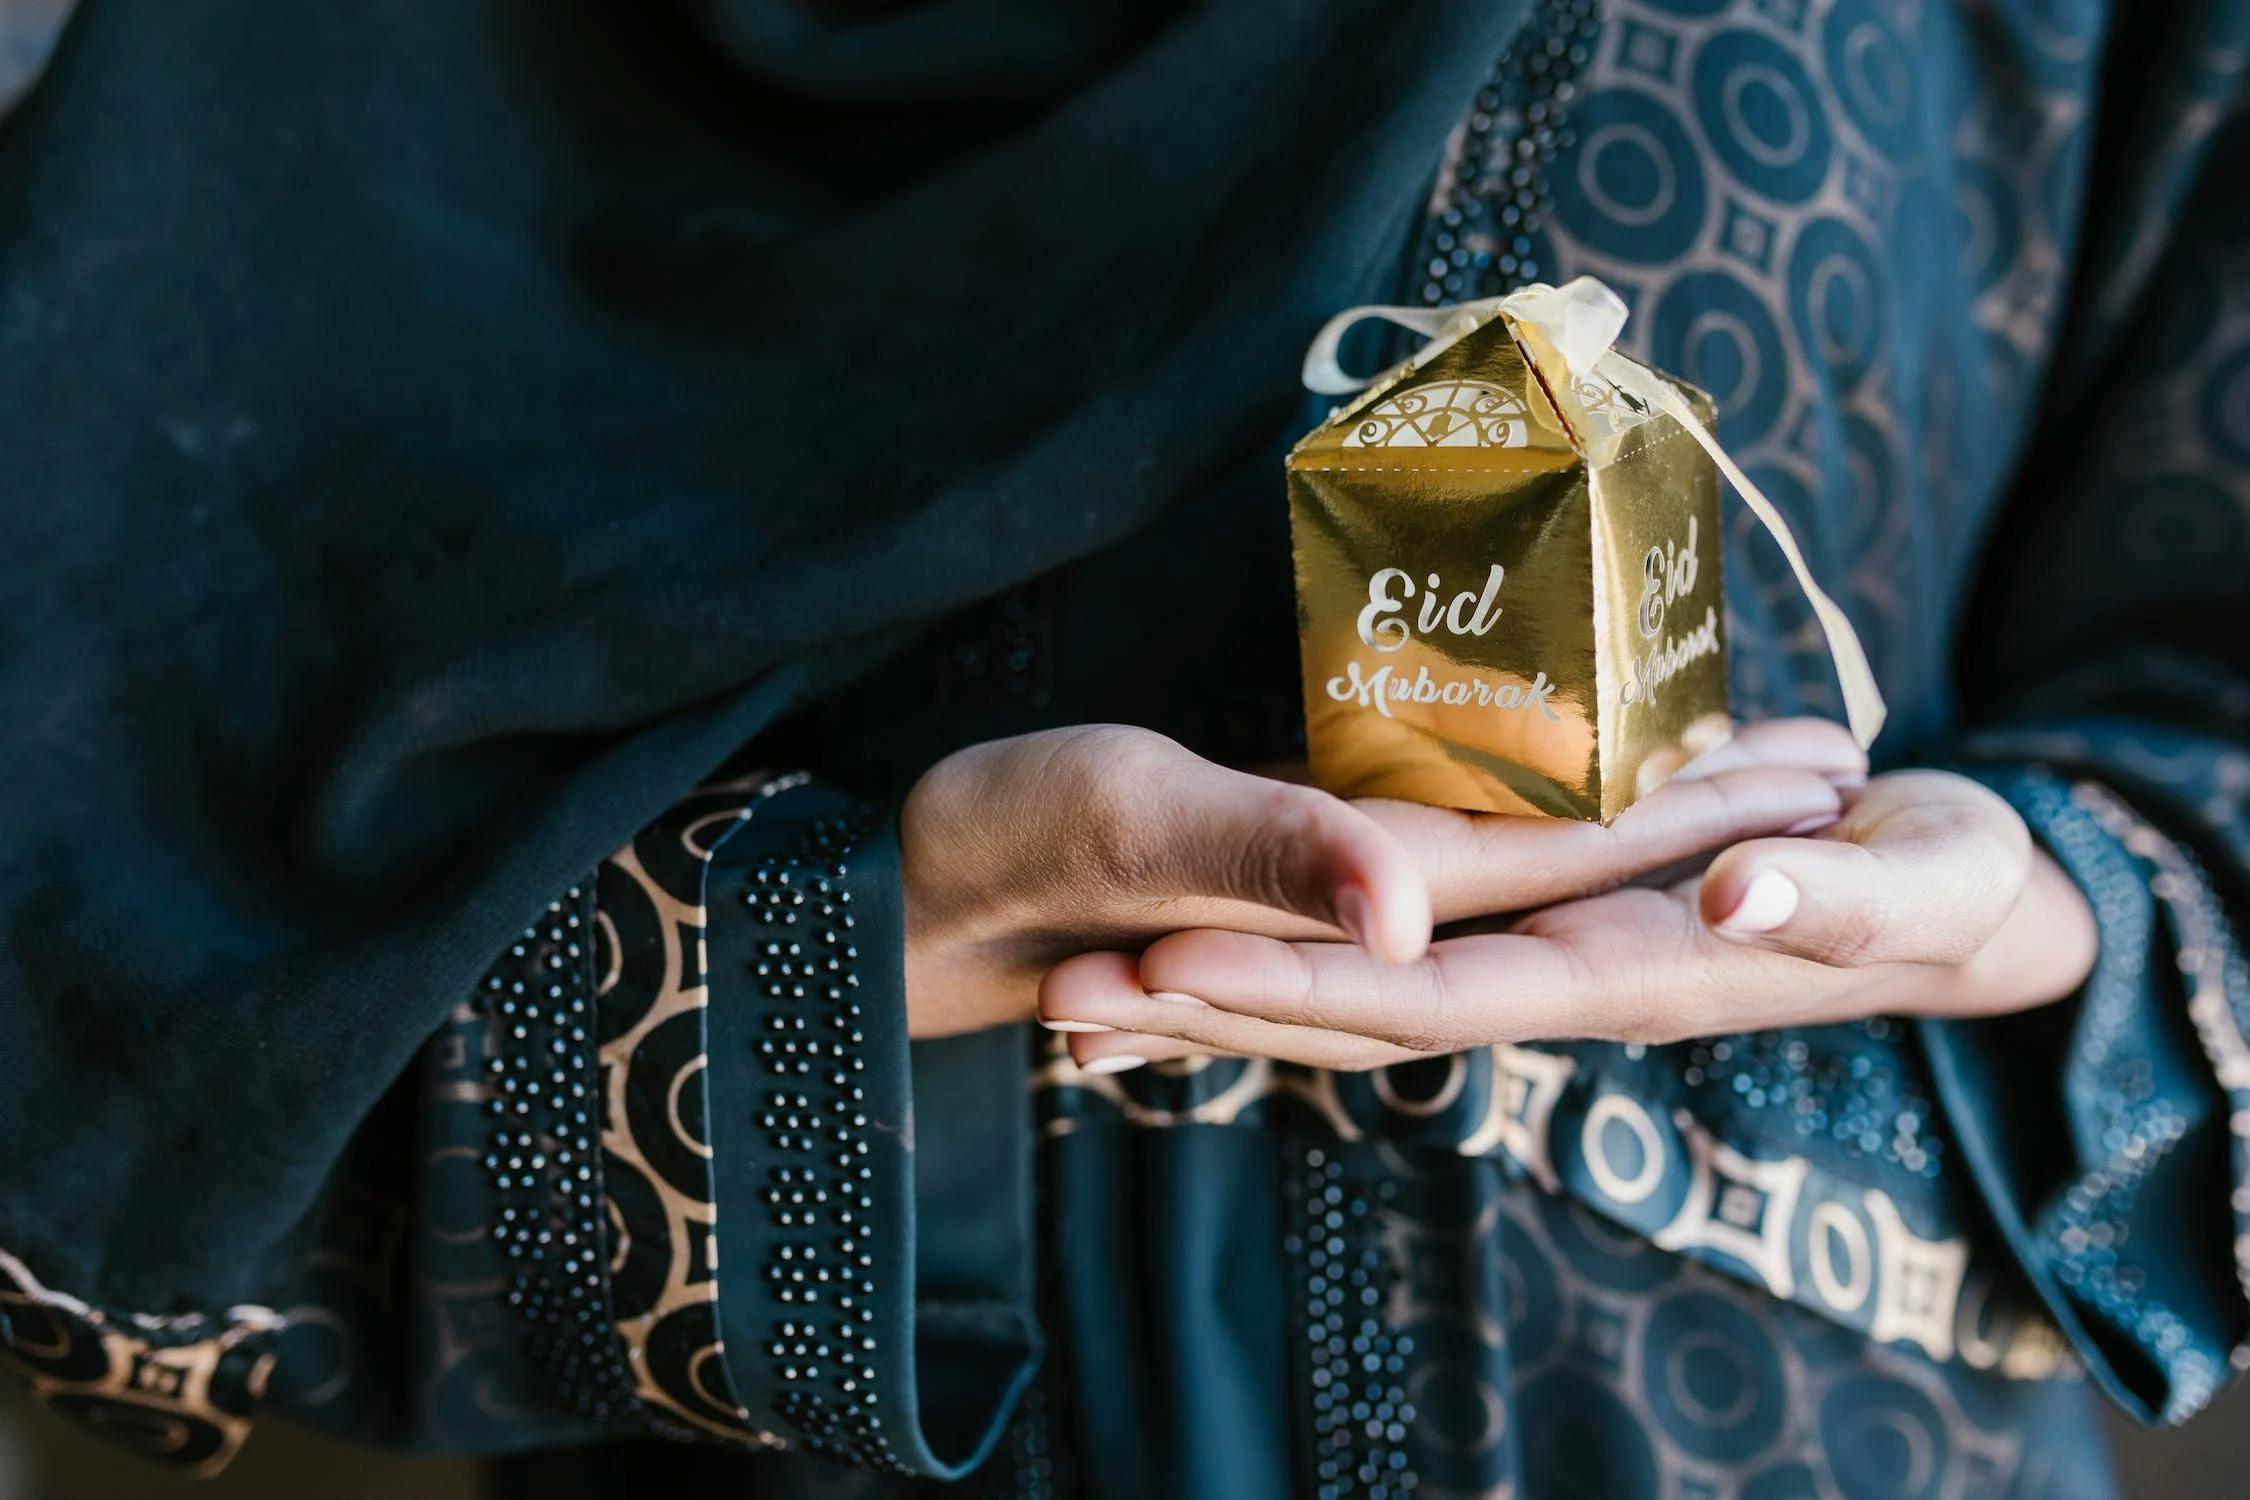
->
[901,766,970,1039]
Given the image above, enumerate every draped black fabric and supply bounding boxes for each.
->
[0,0,1523,1310]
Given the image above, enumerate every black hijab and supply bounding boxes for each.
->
[0,0,1522,1309]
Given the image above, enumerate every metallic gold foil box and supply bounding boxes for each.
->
[1287,302,1732,821]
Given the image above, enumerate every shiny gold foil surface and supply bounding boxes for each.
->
[1287,306,1729,820]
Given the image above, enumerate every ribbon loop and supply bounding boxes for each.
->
[1302,302,1483,395]
[1302,276,1888,749]
[1505,277,1630,382]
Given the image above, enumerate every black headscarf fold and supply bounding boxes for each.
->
[0,0,1521,1308]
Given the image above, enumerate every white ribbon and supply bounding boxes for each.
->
[1302,276,1887,749]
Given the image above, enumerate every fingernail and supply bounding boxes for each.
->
[1334,884,1376,951]
[1718,869,1799,934]
[1040,1018,1112,1033]
[1825,771,1868,791]
[1081,1054,1147,1075]
[1146,991,1208,1008]
[1783,813,1839,837]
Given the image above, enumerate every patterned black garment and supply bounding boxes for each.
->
[6,2,2250,1498]
[0,0,1513,1477]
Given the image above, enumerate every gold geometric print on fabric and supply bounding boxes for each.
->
[0,1246,281,1476]
[1031,1041,2070,1383]
[594,771,803,1448]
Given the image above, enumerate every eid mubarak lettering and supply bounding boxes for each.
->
[1621,518,1717,709]
[1330,564,1560,722]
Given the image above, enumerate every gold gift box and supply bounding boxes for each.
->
[1287,300,1732,821]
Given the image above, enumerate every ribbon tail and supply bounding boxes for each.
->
[1598,353,1889,749]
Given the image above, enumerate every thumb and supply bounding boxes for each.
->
[1697,772,2030,968]
[1152,758,1433,965]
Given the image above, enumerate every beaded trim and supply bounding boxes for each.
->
[1962,764,2250,1422]
[475,884,643,1429]
[1408,0,1603,308]
[2051,775,2250,1413]
[1287,1142,1419,1500]
[1676,1021,1947,1181]
[737,807,907,1473]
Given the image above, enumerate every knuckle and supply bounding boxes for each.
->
[1648,967,1737,1043]
[1556,907,1704,1044]
[1048,728,1179,885]
[1921,792,2030,963]
[1055,723,1174,778]
[1659,772,1733,840]
[1545,924,1632,1026]
[1608,969,1689,1044]
[1380,959,1460,1053]
[1925,928,1988,968]
[1921,901,1997,966]
[1232,789,1328,910]
[1699,772,1770,843]
[1815,898,1891,968]
[1084,804,1161,892]
[1266,946,1326,1030]
[1378,993,1453,1054]
[1571,822,1637,899]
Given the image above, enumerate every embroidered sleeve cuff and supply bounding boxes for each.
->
[693,781,1038,1477]
[1921,762,2250,1425]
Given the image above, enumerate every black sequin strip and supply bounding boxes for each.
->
[1288,1144,1418,1500]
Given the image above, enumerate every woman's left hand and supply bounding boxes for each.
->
[1040,770,2099,1074]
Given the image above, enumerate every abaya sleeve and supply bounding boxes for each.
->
[0,0,1528,1475]
[7,767,1040,1477]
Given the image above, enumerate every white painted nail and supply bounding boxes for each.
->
[1146,991,1207,1007]
[1719,869,1799,935]
[1081,1054,1148,1075]
[1039,1019,1112,1033]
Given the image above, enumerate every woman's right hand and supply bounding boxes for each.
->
[901,720,1864,1037]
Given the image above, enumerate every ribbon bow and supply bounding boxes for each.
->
[1302,277,1887,750]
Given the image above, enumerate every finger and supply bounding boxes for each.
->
[1699,772,2032,968]
[1255,718,1861,793]
[1146,749,1433,964]
[1135,874,1910,1050]
[1133,923,1609,1052]
[1669,717,1867,785]
[1040,950,1428,1070]
[1087,720,1856,959]
[1862,845,2098,1016]
[1365,763,1843,923]
[1066,1031,1240,1074]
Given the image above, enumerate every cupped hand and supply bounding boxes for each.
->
[1042,770,2097,1072]
[903,719,1864,1036]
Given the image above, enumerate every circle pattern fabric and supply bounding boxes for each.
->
[1443,0,2108,740]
